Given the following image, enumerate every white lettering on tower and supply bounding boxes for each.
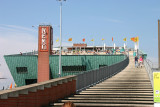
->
[41,28,47,50]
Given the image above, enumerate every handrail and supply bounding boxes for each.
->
[145,59,153,68]
[144,59,153,88]
[76,56,129,92]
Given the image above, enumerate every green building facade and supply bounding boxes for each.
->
[4,54,126,87]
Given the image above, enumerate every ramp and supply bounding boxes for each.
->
[51,56,154,107]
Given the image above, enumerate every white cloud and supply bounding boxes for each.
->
[0,24,37,33]
[0,25,38,87]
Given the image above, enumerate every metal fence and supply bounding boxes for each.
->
[144,59,153,88]
[76,56,129,92]
[138,49,153,88]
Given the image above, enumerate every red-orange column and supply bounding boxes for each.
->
[38,25,53,82]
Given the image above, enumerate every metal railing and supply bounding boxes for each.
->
[137,49,154,88]
[76,56,129,92]
[144,59,153,88]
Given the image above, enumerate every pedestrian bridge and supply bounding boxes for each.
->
[0,52,154,107]
[53,55,153,107]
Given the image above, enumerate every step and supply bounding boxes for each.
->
[86,89,153,91]
[51,103,154,107]
[95,84,152,87]
[73,95,153,98]
[101,82,151,84]
[78,92,153,95]
[107,79,150,81]
[93,85,152,88]
[81,91,153,93]
[58,100,154,104]
[65,97,153,101]
[90,87,153,89]
[104,80,150,82]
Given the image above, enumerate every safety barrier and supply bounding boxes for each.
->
[144,59,153,88]
[0,76,76,107]
[76,56,129,92]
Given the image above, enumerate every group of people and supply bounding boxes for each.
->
[135,56,143,68]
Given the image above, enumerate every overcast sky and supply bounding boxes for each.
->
[0,0,160,87]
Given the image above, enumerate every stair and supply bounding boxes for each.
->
[50,56,154,107]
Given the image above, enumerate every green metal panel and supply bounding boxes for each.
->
[49,55,126,78]
[4,54,126,86]
[4,55,38,87]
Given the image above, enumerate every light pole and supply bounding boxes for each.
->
[57,0,66,77]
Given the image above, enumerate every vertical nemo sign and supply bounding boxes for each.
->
[38,25,52,83]
[39,26,49,52]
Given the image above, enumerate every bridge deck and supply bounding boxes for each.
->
[52,55,154,107]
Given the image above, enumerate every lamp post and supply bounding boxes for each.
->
[57,0,66,77]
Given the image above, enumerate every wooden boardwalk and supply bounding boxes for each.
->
[52,55,154,107]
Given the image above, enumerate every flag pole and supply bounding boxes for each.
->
[84,42,85,53]
[126,39,127,48]
[93,40,94,52]
[59,1,62,77]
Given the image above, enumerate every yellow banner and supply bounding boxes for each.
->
[154,72,160,102]
[91,39,94,41]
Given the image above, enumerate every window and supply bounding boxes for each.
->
[99,65,108,68]
[16,67,28,73]
[62,66,86,72]
[25,79,37,85]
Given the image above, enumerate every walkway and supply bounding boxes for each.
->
[52,56,154,107]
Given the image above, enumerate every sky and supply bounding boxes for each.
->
[0,0,160,88]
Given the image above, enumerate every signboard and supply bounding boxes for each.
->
[154,72,160,102]
[39,26,49,52]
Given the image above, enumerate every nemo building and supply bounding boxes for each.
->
[4,25,128,87]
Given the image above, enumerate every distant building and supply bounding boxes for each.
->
[67,43,119,52]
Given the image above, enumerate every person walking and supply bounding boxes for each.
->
[139,56,143,68]
[135,56,138,68]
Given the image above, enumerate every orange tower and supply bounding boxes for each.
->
[38,25,53,82]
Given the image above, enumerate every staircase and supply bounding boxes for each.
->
[51,56,154,107]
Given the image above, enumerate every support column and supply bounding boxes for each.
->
[38,25,53,82]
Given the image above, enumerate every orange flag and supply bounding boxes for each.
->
[130,37,135,42]
[10,83,12,89]
[112,37,113,41]
[82,38,85,42]
[68,38,72,41]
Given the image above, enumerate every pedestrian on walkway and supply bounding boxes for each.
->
[135,56,138,68]
[139,56,143,68]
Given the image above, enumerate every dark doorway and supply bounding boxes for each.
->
[25,79,37,85]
